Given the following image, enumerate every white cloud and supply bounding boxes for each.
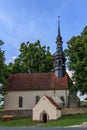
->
[66,69,73,78]
[6,55,17,64]
[12,56,17,60]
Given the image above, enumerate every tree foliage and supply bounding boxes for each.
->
[65,26,87,93]
[0,40,7,95]
[8,40,53,74]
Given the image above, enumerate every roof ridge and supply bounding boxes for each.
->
[45,95,59,109]
[7,72,70,91]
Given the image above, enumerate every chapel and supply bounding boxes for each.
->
[4,18,79,122]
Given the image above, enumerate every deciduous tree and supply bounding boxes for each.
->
[65,26,87,93]
[8,40,53,73]
[0,40,7,95]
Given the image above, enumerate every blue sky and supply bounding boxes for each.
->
[0,0,87,64]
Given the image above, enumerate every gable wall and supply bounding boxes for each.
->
[4,90,69,110]
[33,96,58,121]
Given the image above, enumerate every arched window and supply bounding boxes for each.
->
[36,96,40,104]
[19,96,23,107]
[58,60,61,66]
[60,96,65,106]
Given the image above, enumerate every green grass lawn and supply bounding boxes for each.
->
[0,117,37,127]
[42,114,87,127]
[0,114,87,127]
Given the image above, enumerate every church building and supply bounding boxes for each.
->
[4,18,79,122]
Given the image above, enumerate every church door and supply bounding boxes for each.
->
[42,113,47,123]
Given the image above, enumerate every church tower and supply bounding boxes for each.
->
[54,17,66,78]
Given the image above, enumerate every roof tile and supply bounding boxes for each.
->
[7,72,71,91]
[46,95,59,109]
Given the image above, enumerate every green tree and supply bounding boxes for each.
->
[8,40,53,73]
[65,26,87,93]
[0,40,7,95]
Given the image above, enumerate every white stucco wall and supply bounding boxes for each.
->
[56,109,61,118]
[4,90,69,110]
[51,93,63,104]
[33,95,61,121]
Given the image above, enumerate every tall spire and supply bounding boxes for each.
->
[54,17,66,78]
[58,16,61,37]
[56,16,63,44]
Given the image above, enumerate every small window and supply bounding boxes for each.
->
[19,96,23,107]
[36,96,40,104]
[60,96,65,106]
[58,60,61,66]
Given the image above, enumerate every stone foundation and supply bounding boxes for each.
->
[0,108,87,118]
[62,108,87,115]
[0,110,32,118]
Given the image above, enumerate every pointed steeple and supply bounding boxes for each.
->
[54,17,66,78]
[58,16,61,37]
[56,16,63,44]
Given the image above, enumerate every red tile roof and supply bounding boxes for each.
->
[46,95,59,109]
[7,72,72,91]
